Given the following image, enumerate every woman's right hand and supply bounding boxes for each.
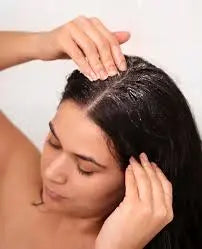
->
[95,153,174,249]
[37,15,130,81]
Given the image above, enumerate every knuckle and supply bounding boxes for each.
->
[99,39,110,51]
[76,57,86,66]
[167,210,174,222]
[138,171,148,181]
[92,61,103,70]
[87,54,102,69]
[154,207,168,220]
[109,37,119,46]
[67,21,74,29]
[166,180,173,191]
[103,56,116,68]
[105,60,116,68]
[73,50,83,61]
[90,17,100,23]
[76,15,87,21]
[84,42,97,54]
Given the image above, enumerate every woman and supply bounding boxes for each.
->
[0,16,201,249]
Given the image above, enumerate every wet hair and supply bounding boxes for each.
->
[48,55,202,248]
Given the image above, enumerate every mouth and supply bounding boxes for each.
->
[45,186,66,200]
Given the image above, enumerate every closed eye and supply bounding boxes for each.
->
[47,138,61,150]
[48,121,107,169]
[47,138,94,176]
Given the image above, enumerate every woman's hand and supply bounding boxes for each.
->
[95,153,174,249]
[37,15,130,81]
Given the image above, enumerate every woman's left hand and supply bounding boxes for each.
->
[95,153,174,249]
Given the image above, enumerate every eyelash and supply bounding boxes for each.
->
[76,164,94,176]
[47,138,94,177]
[47,139,61,150]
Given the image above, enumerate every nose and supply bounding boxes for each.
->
[44,153,68,185]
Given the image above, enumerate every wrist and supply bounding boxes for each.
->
[30,30,64,61]
[28,31,47,60]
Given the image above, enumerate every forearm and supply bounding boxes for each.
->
[0,31,42,71]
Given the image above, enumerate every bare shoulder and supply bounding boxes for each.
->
[0,111,41,178]
[0,111,43,247]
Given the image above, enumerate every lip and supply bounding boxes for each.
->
[45,186,66,200]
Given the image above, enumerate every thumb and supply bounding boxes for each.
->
[112,31,131,44]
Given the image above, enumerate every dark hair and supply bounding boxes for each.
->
[59,55,202,248]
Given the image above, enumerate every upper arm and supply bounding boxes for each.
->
[0,111,41,176]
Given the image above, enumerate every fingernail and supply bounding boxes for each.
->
[90,71,98,81]
[119,60,127,71]
[140,152,148,162]
[99,70,108,80]
[85,74,93,81]
[129,156,135,164]
[108,65,118,76]
[127,164,133,171]
[151,162,157,169]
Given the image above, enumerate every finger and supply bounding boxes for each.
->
[152,162,174,223]
[152,163,174,222]
[152,163,173,211]
[139,153,166,211]
[129,156,152,205]
[112,31,131,44]
[90,17,127,71]
[73,17,109,80]
[77,18,118,76]
[125,164,139,201]
[62,35,98,81]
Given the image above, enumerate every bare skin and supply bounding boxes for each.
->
[0,16,173,249]
[0,109,108,249]
[0,15,130,249]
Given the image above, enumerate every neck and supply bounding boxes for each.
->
[56,214,104,236]
[37,204,105,238]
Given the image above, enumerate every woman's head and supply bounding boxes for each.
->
[40,99,125,219]
[40,55,202,225]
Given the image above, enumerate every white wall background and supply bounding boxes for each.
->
[0,0,202,151]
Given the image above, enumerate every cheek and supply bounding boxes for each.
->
[81,173,125,203]
[40,144,56,171]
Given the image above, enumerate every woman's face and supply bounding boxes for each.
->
[40,100,125,219]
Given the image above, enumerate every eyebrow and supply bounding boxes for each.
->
[48,121,106,169]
